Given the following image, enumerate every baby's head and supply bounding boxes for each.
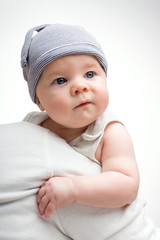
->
[21,24,108,103]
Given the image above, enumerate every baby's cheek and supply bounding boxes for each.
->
[99,90,109,114]
[99,87,109,105]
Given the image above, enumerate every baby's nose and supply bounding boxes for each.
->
[70,82,90,96]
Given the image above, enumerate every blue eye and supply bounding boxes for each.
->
[85,71,94,78]
[54,77,67,85]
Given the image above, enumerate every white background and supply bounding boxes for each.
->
[0,0,160,227]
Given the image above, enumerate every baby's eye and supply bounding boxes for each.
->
[85,71,95,79]
[53,77,67,85]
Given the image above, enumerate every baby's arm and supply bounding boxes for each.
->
[72,122,140,207]
[37,122,139,218]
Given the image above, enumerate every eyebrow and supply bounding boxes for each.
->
[83,63,96,68]
[80,63,101,71]
[42,69,66,80]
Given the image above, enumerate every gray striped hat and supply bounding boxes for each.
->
[21,24,108,103]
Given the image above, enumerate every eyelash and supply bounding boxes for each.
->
[53,71,95,85]
[53,77,67,85]
[85,71,95,79]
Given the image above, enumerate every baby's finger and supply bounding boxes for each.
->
[38,195,49,216]
[37,186,46,203]
[44,201,56,218]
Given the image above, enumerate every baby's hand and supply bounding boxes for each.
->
[37,176,76,218]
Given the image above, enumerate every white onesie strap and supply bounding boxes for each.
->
[69,110,123,164]
[82,110,122,141]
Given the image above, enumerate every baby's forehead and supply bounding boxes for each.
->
[42,54,102,74]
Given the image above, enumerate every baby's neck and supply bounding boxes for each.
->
[41,117,88,142]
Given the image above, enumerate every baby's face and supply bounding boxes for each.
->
[36,54,109,128]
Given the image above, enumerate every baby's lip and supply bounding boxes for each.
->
[74,101,92,109]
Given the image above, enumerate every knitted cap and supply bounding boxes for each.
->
[21,24,108,102]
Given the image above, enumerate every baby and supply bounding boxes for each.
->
[21,24,160,239]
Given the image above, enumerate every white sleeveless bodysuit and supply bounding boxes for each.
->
[23,110,160,240]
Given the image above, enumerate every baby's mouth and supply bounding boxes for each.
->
[74,101,91,109]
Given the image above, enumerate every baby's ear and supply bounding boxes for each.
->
[36,97,45,111]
